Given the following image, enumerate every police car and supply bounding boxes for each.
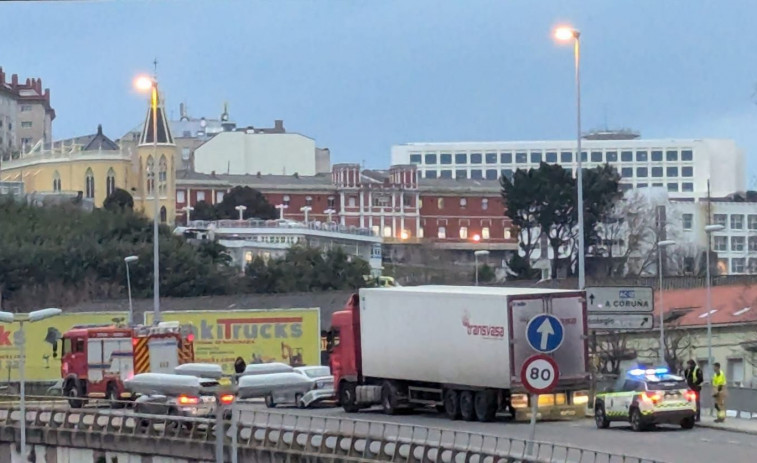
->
[594,367,697,431]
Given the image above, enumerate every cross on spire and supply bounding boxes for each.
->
[153,58,158,78]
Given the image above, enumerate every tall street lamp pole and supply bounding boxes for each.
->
[657,240,676,363]
[124,256,139,326]
[555,26,585,290]
[0,308,62,459]
[704,224,724,376]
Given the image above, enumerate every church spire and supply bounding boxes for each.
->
[139,94,174,146]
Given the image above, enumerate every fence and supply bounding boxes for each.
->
[700,384,757,418]
[0,399,667,463]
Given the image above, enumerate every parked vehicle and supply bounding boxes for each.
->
[328,286,590,422]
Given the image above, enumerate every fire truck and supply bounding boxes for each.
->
[59,321,195,408]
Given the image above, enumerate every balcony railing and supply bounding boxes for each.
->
[187,219,379,237]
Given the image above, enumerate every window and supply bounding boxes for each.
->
[482,198,489,210]
[21,137,32,145]
[425,170,438,179]
[546,151,557,163]
[460,198,467,207]
[348,196,356,207]
[372,225,380,236]
[177,190,186,203]
[305,196,313,206]
[455,153,467,164]
[440,153,452,164]
[85,168,95,199]
[621,151,633,162]
[731,214,744,230]
[515,152,527,164]
[482,227,490,239]
[500,152,512,163]
[606,151,618,162]
[283,195,291,206]
[440,170,452,179]
[197,191,206,202]
[637,183,648,188]
[749,236,757,252]
[485,153,497,164]
[20,105,32,112]
[181,147,190,160]
[666,150,678,161]
[636,151,648,162]
[580,151,587,162]
[727,358,744,387]
[682,150,693,161]
[561,151,573,163]
[485,169,498,180]
[636,167,648,177]
[530,152,542,163]
[471,170,483,179]
[501,169,513,181]
[470,153,482,164]
[456,170,467,179]
[418,228,424,238]
[652,182,663,188]
[459,227,468,239]
[160,206,167,223]
[437,198,444,209]
[732,258,746,274]
[748,215,757,230]
[327,196,335,208]
[714,214,727,227]
[216,191,224,203]
[651,167,663,178]
[438,226,446,239]
[591,151,602,162]
[21,121,32,128]
[682,166,693,177]
[621,167,633,178]
[106,168,116,196]
[52,171,61,192]
[410,154,421,164]
[732,236,745,251]
[666,167,678,177]
[682,213,693,230]
[383,226,392,238]
[667,183,678,192]
[681,182,694,192]
[158,155,168,195]
[372,195,389,207]
[424,153,437,164]
[651,150,663,162]
[145,156,154,195]
[714,236,727,251]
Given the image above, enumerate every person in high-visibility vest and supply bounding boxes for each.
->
[712,362,727,422]
[684,360,704,421]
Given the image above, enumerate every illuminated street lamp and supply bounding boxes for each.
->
[553,25,585,291]
[657,240,676,362]
[235,205,247,221]
[704,224,725,376]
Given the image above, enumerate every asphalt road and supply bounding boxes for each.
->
[236,403,757,463]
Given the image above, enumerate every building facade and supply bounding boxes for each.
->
[0,67,55,161]
[391,135,745,197]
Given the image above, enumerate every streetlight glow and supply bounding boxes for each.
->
[554,26,578,41]
[134,75,154,92]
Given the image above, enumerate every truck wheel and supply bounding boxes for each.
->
[443,390,460,420]
[64,380,84,409]
[474,390,497,422]
[459,391,476,422]
[340,381,360,413]
[381,382,400,415]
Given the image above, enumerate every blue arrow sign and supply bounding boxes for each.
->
[526,314,564,353]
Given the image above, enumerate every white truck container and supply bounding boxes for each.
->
[329,286,589,422]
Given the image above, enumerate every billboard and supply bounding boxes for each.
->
[144,309,321,374]
[0,312,127,382]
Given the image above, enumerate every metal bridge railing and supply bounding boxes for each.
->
[0,400,667,463]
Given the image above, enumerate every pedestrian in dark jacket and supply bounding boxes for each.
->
[684,359,703,421]
[234,356,246,374]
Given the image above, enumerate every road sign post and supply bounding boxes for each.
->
[521,354,560,456]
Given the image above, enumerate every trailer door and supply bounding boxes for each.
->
[148,336,179,373]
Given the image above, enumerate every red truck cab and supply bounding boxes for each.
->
[328,294,362,411]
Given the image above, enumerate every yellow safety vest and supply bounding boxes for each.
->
[713,371,726,387]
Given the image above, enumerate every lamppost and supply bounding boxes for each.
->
[300,205,312,223]
[704,224,724,376]
[474,250,490,286]
[554,25,585,290]
[324,208,336,223]
[657,239,676,363]
[182,205,194,224]
[235,205,247,221]
[124,256,139,326]
[0,308,62,459]
[135,74,161,325]
[275,204,288,220]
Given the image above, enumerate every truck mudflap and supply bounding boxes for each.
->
[515,403,587,421]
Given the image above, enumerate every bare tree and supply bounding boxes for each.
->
[596,331,638,375]
[650,322,693,373]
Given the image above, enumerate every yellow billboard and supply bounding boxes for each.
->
[0,312,127,381]
[145,309,321,374]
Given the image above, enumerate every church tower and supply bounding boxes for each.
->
[136,91,177,224]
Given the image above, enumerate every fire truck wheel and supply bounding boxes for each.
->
[64,381,84,409]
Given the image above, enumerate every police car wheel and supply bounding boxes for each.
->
[630,408,644,432]
[680,417,695,429]
[594,404,610,429]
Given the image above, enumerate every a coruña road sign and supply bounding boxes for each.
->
[586,286,654,313]
[588,313,654,330]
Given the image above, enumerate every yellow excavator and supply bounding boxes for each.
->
[281,342,304,366]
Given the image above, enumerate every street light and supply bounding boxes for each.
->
[182,205,194,224]
[474,250,490,286]
[275,204,288,220]
[657,239,676,363]
[300,205,312,223]
[324,208,336,223]
[554,25,585,290]
[235,205,247,221]
[124,256,139,326]
[0,308,62,459]
[134,73,161,325]
[704,224,724,376]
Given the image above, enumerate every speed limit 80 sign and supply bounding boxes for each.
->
[520,354,560,394]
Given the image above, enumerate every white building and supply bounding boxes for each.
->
[391,135,745,197]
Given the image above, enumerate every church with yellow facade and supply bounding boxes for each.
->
[0,98,177,224]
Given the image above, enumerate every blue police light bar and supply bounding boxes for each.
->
[628,368,645,376]
[628,367,669,377]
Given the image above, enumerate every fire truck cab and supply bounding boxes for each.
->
[60,321,194,408]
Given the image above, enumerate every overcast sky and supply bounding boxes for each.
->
[2,0,756,184]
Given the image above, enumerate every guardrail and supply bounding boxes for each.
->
[0,398,668,463]
[700,384,757,418]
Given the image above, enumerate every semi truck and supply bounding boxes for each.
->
[328,286,590,422]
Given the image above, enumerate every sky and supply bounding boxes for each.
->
[2,0,757,184]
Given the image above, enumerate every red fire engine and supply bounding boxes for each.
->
[60,321,195,407]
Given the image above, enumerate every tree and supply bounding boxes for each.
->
[504,253,540,280]
[596,331,637,375]
[103,188,134,212]
[474,264,495,284]
[192,201,217,221]
[215,186,276,220]
[534,163,577,279]
[501,169,542,264]
[582,164,622,255]
[654,322,693,373]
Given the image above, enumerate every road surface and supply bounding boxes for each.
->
[236,403,757,463]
